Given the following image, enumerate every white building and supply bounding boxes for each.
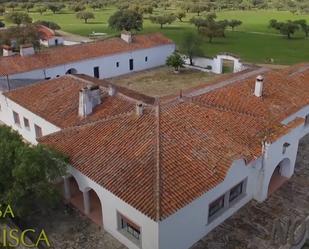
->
[38,25,64,47]
[0,46,309,249]
[0,32,175,90]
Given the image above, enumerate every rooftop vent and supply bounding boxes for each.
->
[78,85,101,117]
[20,44,35,56]
[121,31,132,43]
[108,84,116,96]
[2,45,14,57]
[254,75,264,97]
[136,102,144,117]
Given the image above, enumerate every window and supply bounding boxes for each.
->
[116,62,119,68]
[129,59,134,71]
[305,114,309,126]
[23,118,30,130]
[93,66,100,78]
[13,111,20,125]
[118,213,141,243]
[208,195,224,218]
[145,56,148,62]
[282,142,290,154]
[34,124,42,138]
[229,181,244,202]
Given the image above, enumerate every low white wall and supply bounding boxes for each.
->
[0,94,60,144]
[69,166,159,249]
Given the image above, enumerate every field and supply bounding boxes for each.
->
[109,67,218,97]
[2,7,309,64]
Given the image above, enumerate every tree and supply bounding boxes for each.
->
[6,2,18,11]
[5,12,32,26]
[269,19,299,39]
[70,3,86,12]
[198,14,225,42]
[229,19,242,31]
[166,52,185,73]
[149,14,176,29]
[190,2,211,16]
[190,17,208,31]
[20,3,34,13]
[179,32,203,65]
[175,11,186,22]
[0,24,40,49]
[48,3,65,14]
[0,125,67,217]
[35,5,47,15]
[35,20,61,30]
[108,10,143,31]
[89,1,105,10]
[294,19,309,37]
[0,21,4,28]
[0,6,5,15]
[76,11,95,23]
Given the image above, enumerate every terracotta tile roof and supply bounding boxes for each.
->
[0,33,174,76]
[3,75,137,128]
[29,65,309,220]
[37,25,55,40]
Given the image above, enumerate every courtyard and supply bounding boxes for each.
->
[109,67,219,97]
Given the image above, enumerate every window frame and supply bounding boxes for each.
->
[34,124,42,138]
[117,212,141,246]
[23,117,30,130]
[208,195,225,219]
[229,181,244,203]
[13,111,21,126]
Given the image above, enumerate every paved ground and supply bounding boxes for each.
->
[191,134,309,249]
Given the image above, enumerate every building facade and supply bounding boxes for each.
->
[0,40,309,249]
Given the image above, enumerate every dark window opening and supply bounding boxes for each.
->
[129,59,134,71]
[13,111,20,125]
[229,181,244,202]
[116,62,119,67]
[209,195,224,218]
[118,214,141,241]
[24,118,30,129]
[145,56,148,62]
[305,114,309,126]
[93,66,100,78]
[282,142,290,154]
[34,124,42,138]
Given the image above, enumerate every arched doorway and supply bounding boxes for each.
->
[66,68,78,75]
[268,158,291,196]
[87,189,103,227]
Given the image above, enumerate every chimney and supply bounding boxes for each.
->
[254,75,264,97]
[20,44,35,56]
[78,85,101,117]
[2,45,14,56]
[108,84,116,96]
[136,103,144,117]
[121,31,132,43]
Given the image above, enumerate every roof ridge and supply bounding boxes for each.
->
[154,98,161,221]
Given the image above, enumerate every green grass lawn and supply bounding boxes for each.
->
[2,7,309,64]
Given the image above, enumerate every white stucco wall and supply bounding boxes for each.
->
[40,37,64,47]
[68,166,159,249]
[5,44,175,83]
[0,94,60,144]
[158,159,259,249]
